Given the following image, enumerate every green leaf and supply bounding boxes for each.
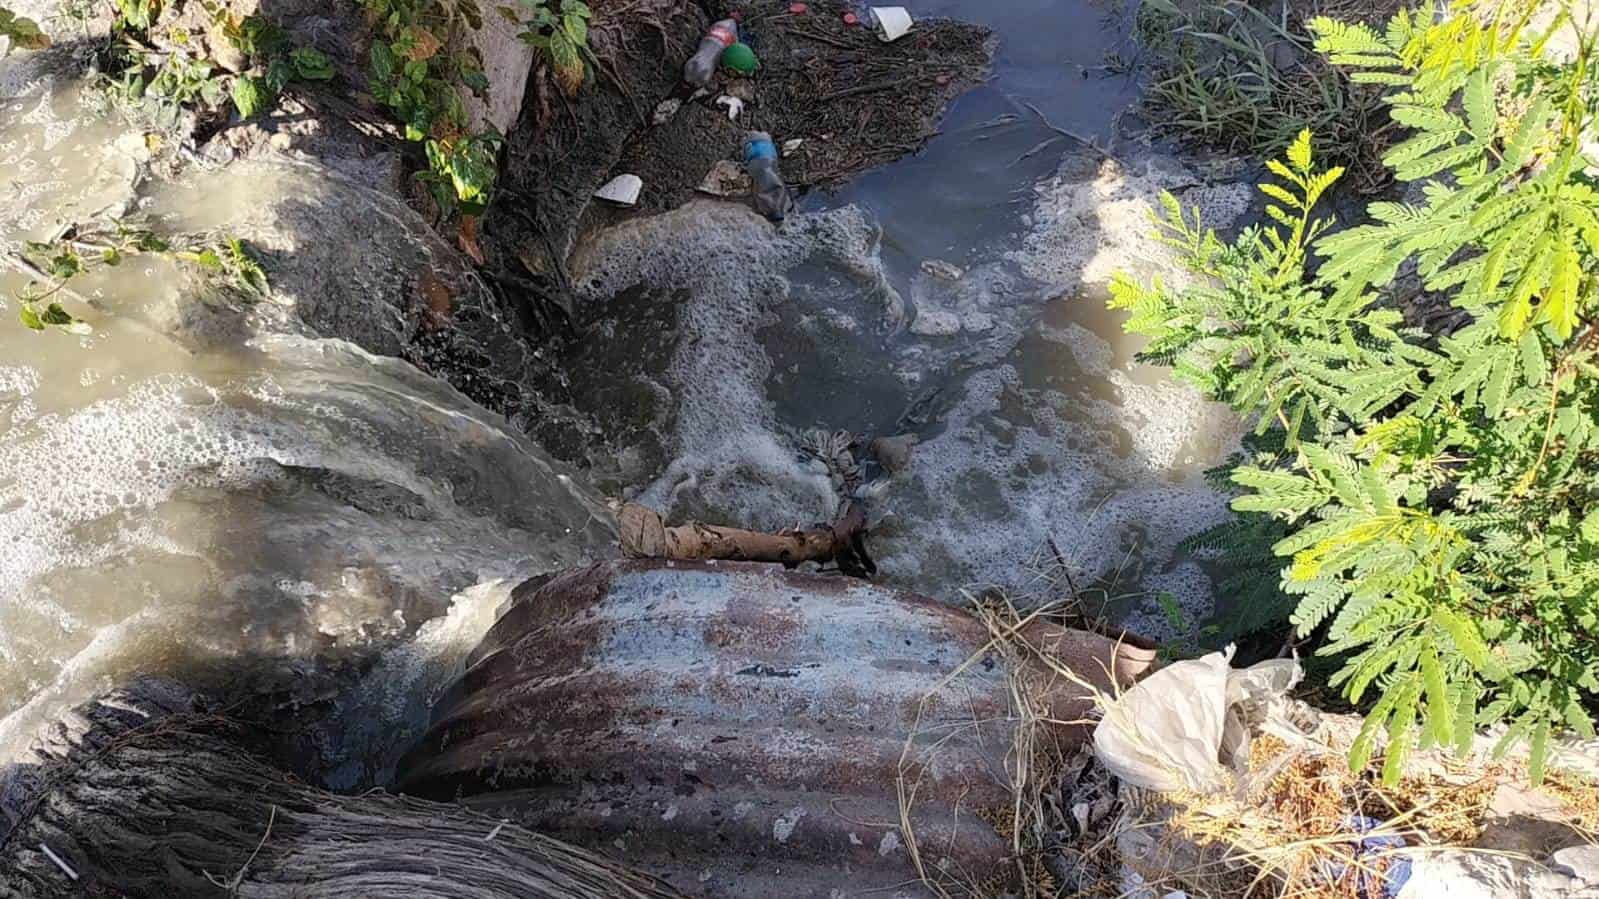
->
[231,75,270,119]
[1542,242,1581,340]
[1286,129,1313,173]
[1527,719,1549,785]
[1462,67,1495,143]
[0,8,51,54]
[1350,682,1399,771]
[1504,96,1551,167]
[1453,685,1476,756]
[1419,644,1453,746]
[563,11,586,45]
[290,46,335,81]
[1433,607,1507,682]
[18,305,44,330]
[1498,236,1552,338]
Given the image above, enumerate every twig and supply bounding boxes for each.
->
[227,805,275,893]
[39,844,78,881]
[818,75,926,103]
[1018,99,1131,167]
[1046,535,1081,600]
[1,251,99,309]
[784,26,859,50]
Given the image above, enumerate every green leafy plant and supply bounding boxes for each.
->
[1111,0,1599,785]
[96,5,334,127]
[503,0,589,96]
[113,0,158,31]
[174,235,270,298]
[362,0,502,215]
[289,46,334,81]
[218,7,285,57]
[216,13,339,120]
[0,6,50,54]
[11,220,267,333]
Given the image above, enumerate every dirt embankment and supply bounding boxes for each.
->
[484,0,994,319]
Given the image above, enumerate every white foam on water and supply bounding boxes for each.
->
[572,200,900,532]
[873,361,1233,612]
[321,576,522,788]
[0,336,608,766]
[567,179,1242,629]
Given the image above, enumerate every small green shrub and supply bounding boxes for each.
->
[503,0,590,97]
[362,0,503,214]
[11,220,267,333]
[1113,0,1599,783]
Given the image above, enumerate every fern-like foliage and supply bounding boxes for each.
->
[1112,0,1599,785]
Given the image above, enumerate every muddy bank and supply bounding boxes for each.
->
[487,1,993,303]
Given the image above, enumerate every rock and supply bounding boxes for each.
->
[154,158,553,427]
[867,433,917,474]
[652,97,683,124]
[398,560,1156,898]
[1399,850,1592,899]
[456,5,534,134]
[696,158,752,197]
[1552,846,1599,884]
[961,310,995,332]
[910,306,961,335]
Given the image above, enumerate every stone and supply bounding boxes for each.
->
[909,307,961,336]
[1399,850,1592,899]
[696,159,752,197]
[1552,845,1599,885]
[652,97,683,125]
[457,8,534,134]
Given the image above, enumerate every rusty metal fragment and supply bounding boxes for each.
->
[399,560,1152,897]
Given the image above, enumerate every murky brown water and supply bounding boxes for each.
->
[0,78,607,775]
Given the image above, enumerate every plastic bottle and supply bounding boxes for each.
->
[684,19,739,87]
[743,131,792,222]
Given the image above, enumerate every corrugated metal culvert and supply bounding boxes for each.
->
[399,560,1153,897]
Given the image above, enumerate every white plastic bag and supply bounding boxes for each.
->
[1091,647,1302,793]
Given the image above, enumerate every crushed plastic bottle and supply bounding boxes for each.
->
[743,131,792,222]
[684,19,739,88]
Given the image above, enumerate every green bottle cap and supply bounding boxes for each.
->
[722,42,759,74]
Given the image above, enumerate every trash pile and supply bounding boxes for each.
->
[494,0,992,290]
[607,6,935,222]
[1035,648,1599,899]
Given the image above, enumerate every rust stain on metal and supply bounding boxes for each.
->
[398,559,1142,897]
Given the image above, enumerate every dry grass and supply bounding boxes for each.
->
[894,590,1586,899]
[1543,771,1599,837]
